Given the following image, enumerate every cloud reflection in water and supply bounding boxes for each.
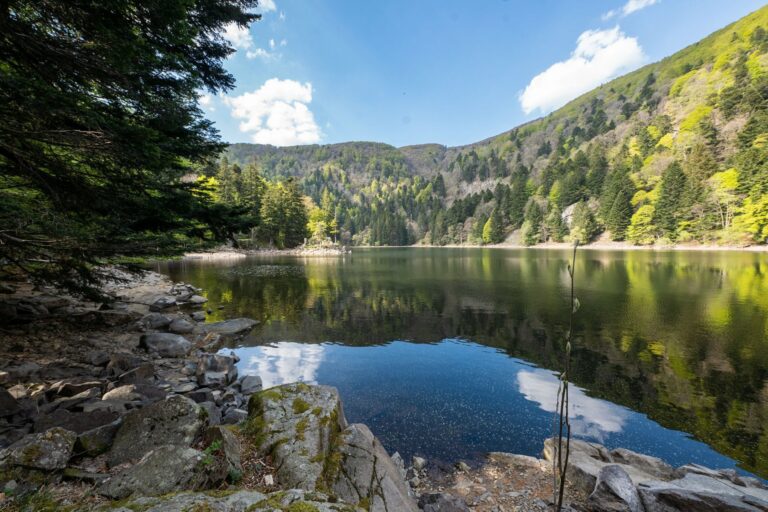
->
[242,342,326,388]
[517,368,628,442]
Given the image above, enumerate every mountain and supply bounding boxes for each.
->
[223,6,768,247]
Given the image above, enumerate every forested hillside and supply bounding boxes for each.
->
[220,6,768,248]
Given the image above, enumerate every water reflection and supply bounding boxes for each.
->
[159,248,768,477]
[517,369,628,442]
[242,342,325,388]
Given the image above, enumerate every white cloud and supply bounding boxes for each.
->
[518,369,629,441]
[223,78,322,146]
[258,0,277,13]
[269,38,276,50]
[198,92,215,112]
[279,11,286,21]
[519,27,646,115]
[222,23,254,51]
[603,0,659,20]
[280,39,287,47]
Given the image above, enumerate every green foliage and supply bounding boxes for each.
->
[522,201,544,246]
[482,208,504,244]
[654,163,688,240]
[569,202,598,244]
[260,180,309,249]
[0,0,259,294]
[628,205,657,245]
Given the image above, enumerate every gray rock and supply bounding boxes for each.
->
[203,425,242,480]
[140,312,172,329]
[76,417,123,456]
[249,383,346,490]
[103,383,166,403]
[331,423,419,512]
[413,456,427,470]
[87,350,111,366]
[391,452,407,480]
[0,427,76,470]
[191,311,206,322]
[106,353,144,377]
[116,362,156,385]
[587,465,644,512]
[33,408,119,434]
[169,318,195,334]
[611,448,674,480]
[41,387,101,413]
[185,388,215,403]
[187,295,208,305]
[418,493,470,512]
[140,333,193,358]
[198,401,221,425]
[48,377,106,398]
[100,446,210,498]
[111,489,362,512]
[199,318,259,337]
[240,375,263,394]
[108,395,204,467]
[82,399,133,414]
[638,480,768,512]
[222,408,247,425]
[196,353,238,386]
[149,296,177,312]
[0,387,20,417]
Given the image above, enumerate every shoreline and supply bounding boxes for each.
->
[183,245,351,260]
[349,241,768,253]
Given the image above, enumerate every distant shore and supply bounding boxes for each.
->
[183,245,350,260]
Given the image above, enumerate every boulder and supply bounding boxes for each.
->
[41,387,101,413]
[33,408,119,434]
[116,362,156,385]
[199,318,259,337]
[191,311,206,322]
[140,312,172,330]
[108,395,204,467]
[0,387,20,417]
[542,438,669,495]
[587,465,644,512]
[106,353,145,377]
[187,295,208,305]
[637,480,768,512]
[149,296,177,312]
[169,318,195,334]
[100,446,213,499]
[108,489,363,512]
[196,353,238,387]
[222,408,247,425]
[418,493,471,512]
[140,333,193,358]
[610,448,674,480]
[331,423,419,512]
[203,425,242,479]
[102,383,166,403]
[0,427,76,470]
[248,383,346,490]
[76,417,123,456]
[198,401,221,425]
[240,375,263,394]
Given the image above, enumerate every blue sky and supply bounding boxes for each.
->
[202,0,766,148]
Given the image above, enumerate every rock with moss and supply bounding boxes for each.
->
[108,395,205,467]
[99,445,222,499]
[330,423,419,512]
[247,383,347,491]
[102,489,363,512]
[0,427,76,470]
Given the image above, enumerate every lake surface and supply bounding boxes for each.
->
[157,248,768,478]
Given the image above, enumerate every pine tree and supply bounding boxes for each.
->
[654,162,687,239]
[522,201,543,245]
[605,187,633,241]
[509,175,530,229]
[569,201,598,244]
[482,208,504,244]
[545,204,567,242]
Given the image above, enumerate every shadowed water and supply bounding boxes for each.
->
[157,248,768,478]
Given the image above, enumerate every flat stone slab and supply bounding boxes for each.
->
[199,318,259,336]
[0,427,76,470]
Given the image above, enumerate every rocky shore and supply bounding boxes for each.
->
[0,268,767,511]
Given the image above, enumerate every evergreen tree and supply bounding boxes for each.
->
[522,201,543,245]
[509,175,530,228]
[654,162,687,239]
[482,208,504,244]
[545,204,567,242]
[569,201,598,244]
[472,213,489,244]
[0,0,259,293]
[605,187,633,241]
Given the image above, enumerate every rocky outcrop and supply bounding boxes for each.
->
[108,395,204,467]
[100,445,213,499]
[0,427,76,470]
[544,437,768,512]
[139,332,193,358]
[104,489,364,512]
[199,317,259,337]
[248,382,346,490]
[247,382,418,512]
[332,423,419,512]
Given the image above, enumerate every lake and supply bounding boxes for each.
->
[157,247,768,479]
